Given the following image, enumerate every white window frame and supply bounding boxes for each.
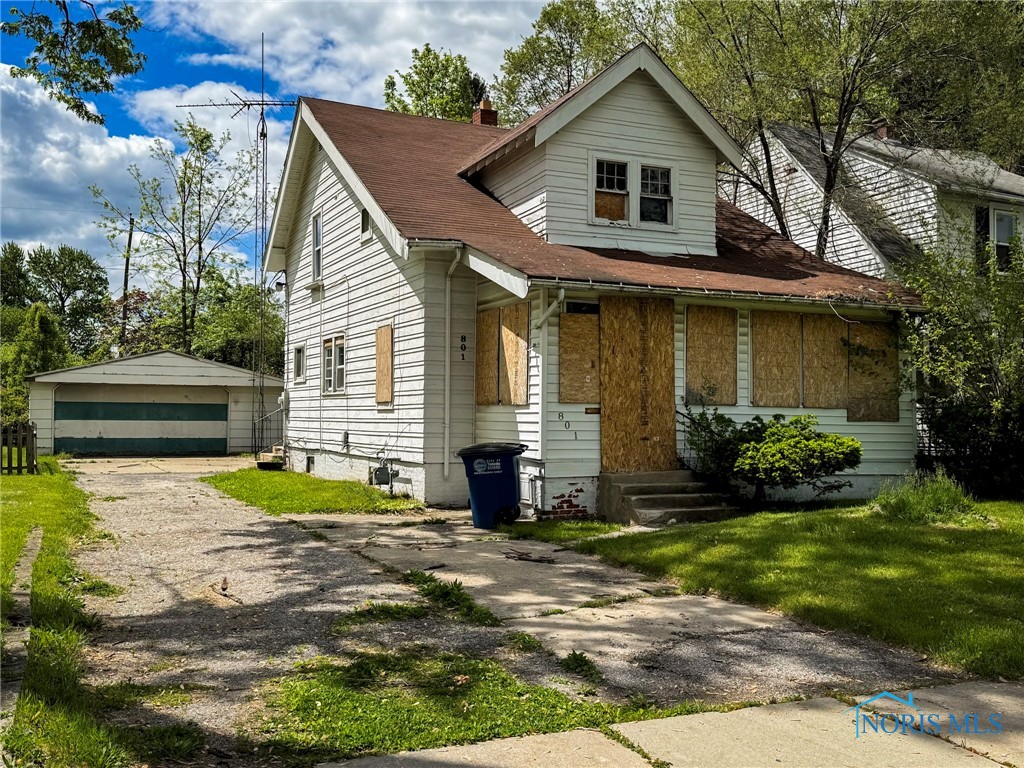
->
[587,150,678,232]
[639,164,673,226]
[322,334,345,394]
[311,210,323,281]
[293,345,305,383]
[992,207,1019,272]
[360,208,373,243]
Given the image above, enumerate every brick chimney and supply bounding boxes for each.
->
[473,99,498,127]
[872,120,888,141]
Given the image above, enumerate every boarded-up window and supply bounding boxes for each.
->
[499,302,529,406]
[375,324,393,404]
[848,322,900,422]
[475,308,500,405]
[802,314,849,409]
[751,311,801,407]
[476,302,529,406]
[559,308,600,403]
[685,305,737,405]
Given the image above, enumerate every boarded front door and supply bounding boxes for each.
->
[599,296,676,472]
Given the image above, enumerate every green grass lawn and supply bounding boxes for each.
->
[569,501,1024,679]
[499,519,622,544]
[202,468,424,515]
[0,458,204,767]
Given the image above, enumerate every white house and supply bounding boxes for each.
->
[27,351,283,456]
[728,124,1024,278]
[266,45,919,516]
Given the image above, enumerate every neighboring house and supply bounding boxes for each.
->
[28,351,283,456]
[266,44,918,515]
[729,124,1024,278]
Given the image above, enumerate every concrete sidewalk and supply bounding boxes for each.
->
[321,682,1023,768]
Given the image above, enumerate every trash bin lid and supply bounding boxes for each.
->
[456,442,528,457]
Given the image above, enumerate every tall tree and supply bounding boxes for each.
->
[92,116,256,355]
[492,0,618,125]
[384,44,486,122]
[672,0,927,255]
[1,302,73,424]
[1,242,39,307]
[1,0,145,125]
[26,244,109,356]
[192,274,285,376]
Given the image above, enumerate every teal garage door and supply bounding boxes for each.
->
[53,385,228,456]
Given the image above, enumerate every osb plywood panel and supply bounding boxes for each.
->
[375,324,393,404]
[559,313,600,403]
[803,314,849,409]
[685,305,737,405]
[848,322,900,422]
[475,308,499,405]
[600,296,676,473]
[751,311,801,407]
[499,301,529,406]
[595,191,627,221]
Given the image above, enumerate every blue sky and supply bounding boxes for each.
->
[1,1,542,287]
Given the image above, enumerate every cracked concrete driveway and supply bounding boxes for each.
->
[291,513,960,704]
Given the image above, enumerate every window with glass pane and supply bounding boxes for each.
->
[995,211,1017,271]
[322,339,333,391]
[594,159,628,221]
[640,166,671,224]
[294,347,304,381]
[334,335,345,391]
[312,213,323,280]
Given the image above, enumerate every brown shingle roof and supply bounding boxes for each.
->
[303,97,916,307]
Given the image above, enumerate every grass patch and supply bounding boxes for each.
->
[0,459,205,766]
[504,631,543,653]
[93,681,211,710]
[334,602,428,632]
[258,649,735,761]
[577,500,1024,679]
[201,468,423,515]
[578,594,640,609]
[559,650,604,685]
[402,571,500,626]
[393,516,448,527]
[874,470,986,527]
[499,519,622,544]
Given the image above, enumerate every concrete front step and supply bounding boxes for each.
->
[615,481,707,496]
[631,504,742,525]
[622,492,724,510]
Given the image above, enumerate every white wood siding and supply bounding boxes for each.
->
[543,72,718,254]
[28,382,55,453]
[227,386,283,454]
[282,145,428,486]
[732,134,889,277]
[480,145,548,239]
[843,152,937,249]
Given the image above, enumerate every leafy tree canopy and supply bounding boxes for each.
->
[1,242,40,307]
[384,44,488,122]
[26,243,110,357]
[2,0,145,125]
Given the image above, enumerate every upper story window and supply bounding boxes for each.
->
[293,346,305,382]
[312,212,323,281]
[594,160,628,222]
[322,335,345,393]
[994,210,1018,272]
[640,166,672,224]
[591,155,676,229]
[360,208,372,242]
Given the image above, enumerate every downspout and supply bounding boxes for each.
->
[443,248,463,480]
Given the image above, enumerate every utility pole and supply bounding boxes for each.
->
[119,214,135,353]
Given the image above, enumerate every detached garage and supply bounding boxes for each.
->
[27,351,283,456]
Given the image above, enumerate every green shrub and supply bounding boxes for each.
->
[734,415,862,501]
[679,407,770,489]
[875,469,982,525]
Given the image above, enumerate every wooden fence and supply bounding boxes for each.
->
[1,422,37,475]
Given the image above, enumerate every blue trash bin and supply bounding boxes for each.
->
[457,442,528,529]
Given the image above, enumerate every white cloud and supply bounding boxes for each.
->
[146,1,543,107]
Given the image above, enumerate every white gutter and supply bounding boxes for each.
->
[443,248,463,480]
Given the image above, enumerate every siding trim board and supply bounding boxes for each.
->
[54,401,228,422]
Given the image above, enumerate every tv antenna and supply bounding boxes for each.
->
[178,33,296,454]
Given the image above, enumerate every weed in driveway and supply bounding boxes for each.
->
[504,631,543,653]
[559,650,604,685]
[402,571,500,626]
[334,602,429,632]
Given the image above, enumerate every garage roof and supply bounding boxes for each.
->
[26,351,284,388]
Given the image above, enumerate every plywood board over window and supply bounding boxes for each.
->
[751,311,801,407]
[559,312,600,403]
[848,322,900,422]
[685,305,737,405]
[802,314,849,409]
[375,324,393,404]
[475,308,500,405]
[499,301,529,406]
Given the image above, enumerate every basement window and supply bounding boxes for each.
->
[594,159,629,222]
